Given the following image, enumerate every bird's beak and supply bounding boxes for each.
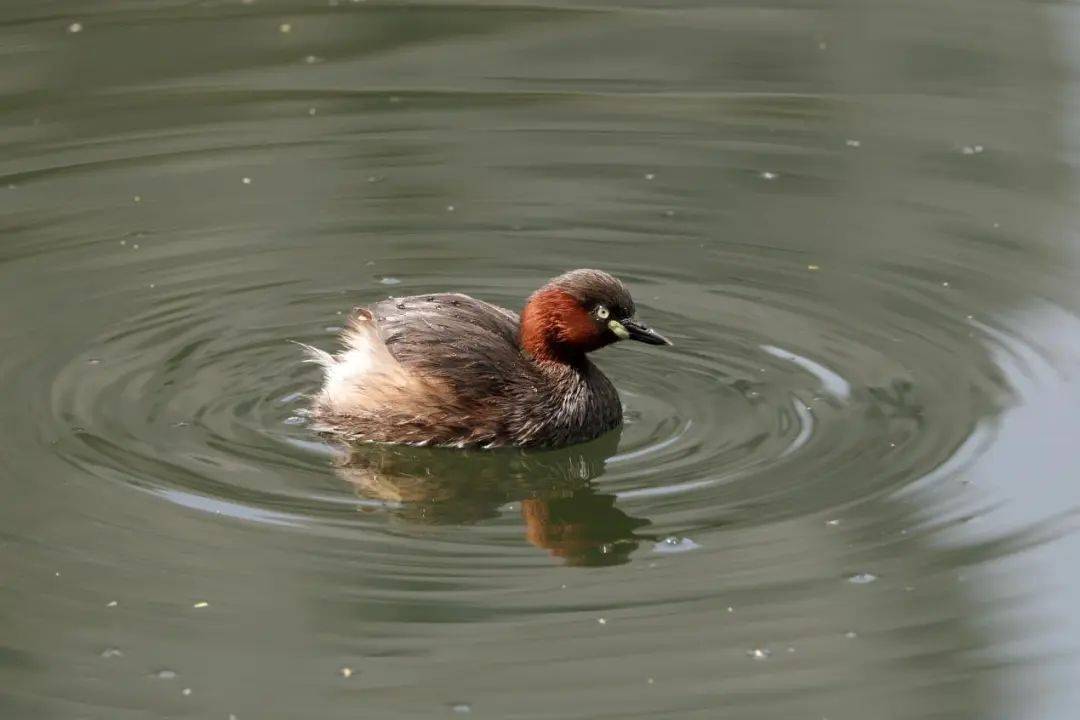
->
[609,318,672,346]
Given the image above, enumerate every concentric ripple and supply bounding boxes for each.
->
[32,236,1058,556]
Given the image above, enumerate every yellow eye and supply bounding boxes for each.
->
[596,305,610,320]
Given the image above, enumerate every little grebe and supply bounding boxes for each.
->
[303,269,671,448]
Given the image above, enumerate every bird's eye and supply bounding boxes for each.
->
[595,305,610,320]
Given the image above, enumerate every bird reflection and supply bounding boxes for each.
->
[332,431,651,566]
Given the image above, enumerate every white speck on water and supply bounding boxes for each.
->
[379,276,401,285]
[597,617,607,625]
[339,666,353,678]
[279,23,292,33]
[55,571,61,577]
[304,55,320,64]
[845,139,861,148]
[647,677,655,684]
[818,41,828,50]
[149,283,155,289]
[324,326,342,333]
[154,669,178,680]
[599,543,613,555]
[132,244,140,250]
[283,416,306,426]
[760,171,778,180]
[367,175,382,183]
[68,22,83,33]
[786,646,796,653]
[106,600,118,607]
[807,264,820,271]
[993,222,1000,228]
[942,281,950,287]
[644,173,655,180]
[242,177,252,185]
[560,584,567,589]
[308,107,317,116]
[278,391,304,404]
[961,144,984,155]
[87,358,101,365]
[100,647,123,659]
[653,536,701,554]
[663,209,676,217]
[727,606,734,613]
[845,631,859,639]
[826,519,840,526]
[193,601,209,609]
[389,96,401,103]
[133,195,141,203]
[747,648,771,661]
[181,688,192,696]
[451,703,472,715]
[848,572,878,584]
[446,205,455,212]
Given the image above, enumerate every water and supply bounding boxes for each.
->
[3,1,1080,718]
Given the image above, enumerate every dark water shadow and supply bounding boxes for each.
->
[333,430,651,566]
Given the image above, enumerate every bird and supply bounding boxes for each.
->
[302,268,671,449]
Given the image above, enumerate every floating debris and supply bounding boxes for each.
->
[597,617,607,625]
[450,703,472,715]
[181,688,192,696]
[100,647,123,659]
[283,416,306,426]
[847,572,878,585]
[154,669,178,680]
[760,171,778,180]
[845,139,861,148]
[192,601,209,609]
[242,177,252,185]
[961,144,984,155]
[644,173,655,180]
[825,519,840,526]
[652,536,700,554]
[747,648,771,661]
[446,205,456,212]
[106,600,118,608]
[279,23,292,33]
[807,264,820,271]
[845,631,859,639]
[304,55,321,64]
[339,667,353,678]
[379,277,401,285]
[67,22,83,33]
